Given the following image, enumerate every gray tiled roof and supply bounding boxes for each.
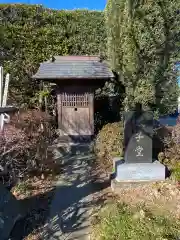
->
[32,56,114,80]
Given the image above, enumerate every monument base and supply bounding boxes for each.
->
[115,160,165,182]
[111,161,166,192]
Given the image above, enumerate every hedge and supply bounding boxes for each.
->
[0,4,106,106]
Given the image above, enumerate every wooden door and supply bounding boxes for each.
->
[59,93,93,136]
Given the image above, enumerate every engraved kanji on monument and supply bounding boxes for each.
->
[124,111,153,164]
[112,110,166,184]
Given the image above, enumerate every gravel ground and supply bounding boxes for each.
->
[90,161,180,221]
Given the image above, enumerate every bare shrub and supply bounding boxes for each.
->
[0,109,56,188]
[158,115,180,180]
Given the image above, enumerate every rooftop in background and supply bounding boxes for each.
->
[32,55,114,80]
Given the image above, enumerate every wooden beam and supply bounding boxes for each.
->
[0,106,18,114]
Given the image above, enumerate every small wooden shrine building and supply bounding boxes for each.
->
[32,56,114,141]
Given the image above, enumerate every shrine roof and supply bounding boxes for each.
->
[32,56,114,80]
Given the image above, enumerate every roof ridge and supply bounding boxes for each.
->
[51,55,101,62]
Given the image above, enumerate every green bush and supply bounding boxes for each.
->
[92,203,180,240]
[0,4,106,106]
[106,0,180,115]
[94,122,124,171]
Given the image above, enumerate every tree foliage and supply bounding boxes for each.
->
[0,4,106,106]
[106,0,180,115]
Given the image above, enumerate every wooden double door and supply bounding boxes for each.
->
[58,92,94,138]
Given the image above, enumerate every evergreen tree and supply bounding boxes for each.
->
[106,0,180,115]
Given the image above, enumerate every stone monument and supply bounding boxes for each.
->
[112,107,166,189]
[124,110,153,164]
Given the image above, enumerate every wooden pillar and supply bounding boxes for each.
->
[43,82,48,113]
[39,80,43,110]
[56,88,62,135]
[89,92,94,136]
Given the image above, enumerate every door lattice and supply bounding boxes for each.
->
[61,93,89,107]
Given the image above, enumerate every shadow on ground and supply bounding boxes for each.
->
[9,150,110,240]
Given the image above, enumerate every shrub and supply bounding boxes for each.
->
[0,4,106,106]
[92,203,180,240]
[158,115,180,180]
[0,109,57,188]
[94,122,124,171]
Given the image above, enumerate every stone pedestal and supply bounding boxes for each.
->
[115,160,165,182]
[111,157,166,191]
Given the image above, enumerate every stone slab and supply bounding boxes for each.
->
[115,161,165,182]
[124,133,153,163]
[124,111,153,164]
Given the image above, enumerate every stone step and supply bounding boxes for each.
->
[54,133,93,144]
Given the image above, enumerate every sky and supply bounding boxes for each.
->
[0,0,106,10]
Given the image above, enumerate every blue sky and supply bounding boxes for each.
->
[0,0,106,10]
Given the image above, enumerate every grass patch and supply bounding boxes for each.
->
[92,202,180,240]
[170,162,180,181]
[13,181,32,197]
